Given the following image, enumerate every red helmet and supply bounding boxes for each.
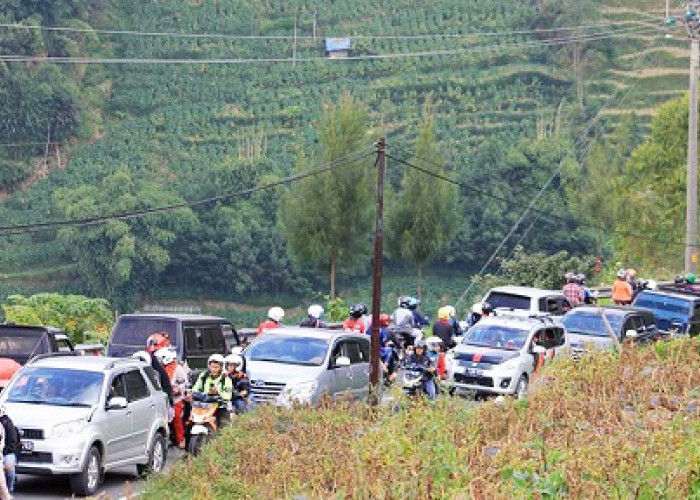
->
[379,313,390,327]
[145,332,170,354]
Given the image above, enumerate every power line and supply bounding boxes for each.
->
[0,149,374,236]
[0,25,660,65]
[0,19,649,41]
[386,152,691,249]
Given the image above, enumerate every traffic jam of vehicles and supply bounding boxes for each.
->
[0,269,696,496]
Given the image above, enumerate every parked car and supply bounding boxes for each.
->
[448,312,568,398]
[632,288,700,336]
[561,305,661,358]
[0,353,169,496]
[0,325,78,391]
[106,313,237,370]
[482,286,572,317]
[244,328,370,406]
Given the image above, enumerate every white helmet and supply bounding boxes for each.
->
[471,302,483,315]
[224,354,243,368]
[307,304,324,319]
[132,350,151,364]
[268,306,285,322]
[154,347,177,366]
[445,305,456,318]
[425,336,443,348]
[207,354,225,366]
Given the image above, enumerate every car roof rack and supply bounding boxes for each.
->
[655,284,700,298]
[492,308,557,324]
[27,351,80,364]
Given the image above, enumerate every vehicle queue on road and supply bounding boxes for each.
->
[0,270,697,497]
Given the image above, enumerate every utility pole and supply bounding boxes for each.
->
[369,137,386,402]
[293,0,298,67]
[668,2,700,273]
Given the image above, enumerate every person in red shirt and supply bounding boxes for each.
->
[342,303,367,333]
[257,306,285,336]
[562,272,584,307]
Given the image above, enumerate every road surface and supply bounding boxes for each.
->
[14,447,184,499]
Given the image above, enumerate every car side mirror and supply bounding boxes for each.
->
[625,329,638,339]
[334,356,351,368]
[107,396,127,410]
[532,345,546,355]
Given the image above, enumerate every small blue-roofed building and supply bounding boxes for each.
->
[325,37,350,58]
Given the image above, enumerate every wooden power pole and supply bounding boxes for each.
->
[369,137,386,398]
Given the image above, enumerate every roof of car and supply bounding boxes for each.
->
[119,313,229,322]
[568,305,654,316]
[475,314,552,330]
[487,286,563,298]
[636,289,700,302]
[259,327,363,341]
[29,355,143,372]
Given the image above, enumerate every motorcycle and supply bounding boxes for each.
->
[186,392,223,456]
[400,363,428,397]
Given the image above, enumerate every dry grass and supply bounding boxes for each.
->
[143,339,700,499]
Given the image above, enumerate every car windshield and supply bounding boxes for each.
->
[0,328,50,362]
[484,292,531,310]
[634,293,692,316]
[110,317,178,347]
[562,312,623,337]
[463,324,529,350]
[246,336,329,366]
[5,366,104,407]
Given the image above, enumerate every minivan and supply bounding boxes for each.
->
[244,327,370,406]
[106,314,238,370]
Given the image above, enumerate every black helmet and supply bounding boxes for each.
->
[576,273,586,285]
[349,303,366,319]
[398,295,411,309]
[482,302,493,314]
[675,274,685,284]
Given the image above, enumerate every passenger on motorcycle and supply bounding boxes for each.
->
[432,306,457,351]
[191,354,233,426]
[467,302,492,328]
[425,336,447,380]
[144,333,174,406]
[612,269,632,305]
[342,303,368,333]
[402,340,436,400]
[224,354,250,414]
[390,296,422,346]
[445,305,463,337]
[407,296,430,328]
[257,307,285,336]
[300,304,326,328]
[562,272,584,307]
[155,347,189,449]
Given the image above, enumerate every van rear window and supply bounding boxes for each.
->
[484,292,531,311]
[110,318,178,346]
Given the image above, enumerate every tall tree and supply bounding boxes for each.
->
[387,102,458,300]
[55,167,197,310]
[280,93,373,298]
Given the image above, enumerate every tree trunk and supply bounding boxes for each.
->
[330,252,337,299]
[417,264,423,304]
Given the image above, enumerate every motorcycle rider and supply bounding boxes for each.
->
[425,336,447,381]
[432,306,457,351]
[468,302,492,328]
[300,304,326,328]
[445,305,463,337]
[402,340,436,400]
[257,307,285,336]
[342,303,367,333]
[144,333,174,406]
[562,272,584,307]
[224,354,250,414]
[390,296,421,346]
[190,354,233,426]
[155,347,189,449]
[407,297,430,328]
[612,269,632,305]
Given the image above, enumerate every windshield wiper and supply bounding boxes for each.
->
[7,399,42,404]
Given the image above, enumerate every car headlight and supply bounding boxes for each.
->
[49,419,86,439]
[282,380,318,403]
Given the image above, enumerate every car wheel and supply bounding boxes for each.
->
[137,433,167,478]
[515,375,529,400]
[70,445,101,497]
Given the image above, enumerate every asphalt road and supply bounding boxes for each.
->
[14,447,185,499]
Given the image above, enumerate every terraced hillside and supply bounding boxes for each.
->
[0,0,693,306]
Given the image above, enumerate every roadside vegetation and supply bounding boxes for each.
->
[143,338,700,499]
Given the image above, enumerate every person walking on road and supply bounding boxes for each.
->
[612,269,633,305]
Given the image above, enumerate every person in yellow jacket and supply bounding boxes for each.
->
[191,354,233,426]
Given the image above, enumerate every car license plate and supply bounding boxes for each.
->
[20,441,33,454]
[466,368,482,377]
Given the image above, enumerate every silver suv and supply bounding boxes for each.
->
[448,312,569,398]
[0,354,169,497]
[244,328,370,406]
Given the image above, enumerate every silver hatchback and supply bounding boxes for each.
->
[0,354,169,497]
[244,328,371,406]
